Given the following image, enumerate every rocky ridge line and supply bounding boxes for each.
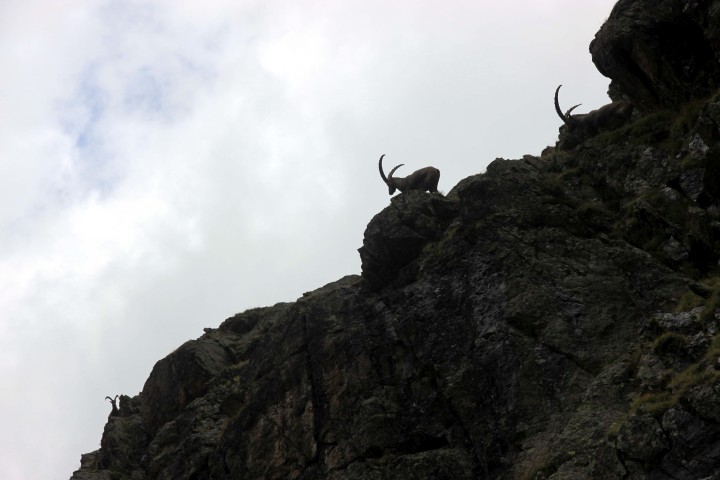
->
[71,1,720,478]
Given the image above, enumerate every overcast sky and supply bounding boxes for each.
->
[0,1,618,478]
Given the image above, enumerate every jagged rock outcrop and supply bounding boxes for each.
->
[358,192,458,290]
[72,1,720,479]
[590,0,720,111]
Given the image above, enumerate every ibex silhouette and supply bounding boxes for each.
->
[378,154,440,195]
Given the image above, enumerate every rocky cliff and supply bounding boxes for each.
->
[71,1,720,479]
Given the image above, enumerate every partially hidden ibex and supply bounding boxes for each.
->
[105,395,119,416]
[378,154,440,195]
[554,84,633,136]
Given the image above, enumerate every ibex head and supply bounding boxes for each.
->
[378,154,440,195]
[554,85,583,128]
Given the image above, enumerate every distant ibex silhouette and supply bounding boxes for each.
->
[378,154,440,195]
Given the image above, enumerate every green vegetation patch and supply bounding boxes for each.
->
[628,275,720,418]
[630,391,676,416]
[652,332,689,357]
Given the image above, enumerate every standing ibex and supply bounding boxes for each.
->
[554,85,633,136]
[378,154,440,195]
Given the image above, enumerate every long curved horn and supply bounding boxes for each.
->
[555,85,582,127]
[566,104,582,117]
[378,154,389,185]
[388,164,404,180]
[554,85,568,123]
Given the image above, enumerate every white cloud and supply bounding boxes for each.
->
[0,1,618,478]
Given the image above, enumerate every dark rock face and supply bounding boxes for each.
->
[358,191,459,290]
[140,338,233,437]
[590,0,720,111]
[72,2,720,479]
